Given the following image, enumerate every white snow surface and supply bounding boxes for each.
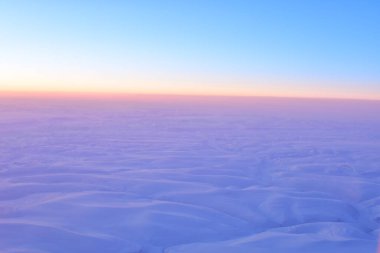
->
[0,95,379,253]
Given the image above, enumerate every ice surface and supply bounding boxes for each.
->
[0,95,379,253]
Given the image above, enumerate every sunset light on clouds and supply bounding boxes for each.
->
[0,0,379,99]
[1,1,380,253]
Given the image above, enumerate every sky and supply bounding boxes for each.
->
[0,0,379,99]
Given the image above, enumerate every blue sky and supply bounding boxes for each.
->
[0,0,379,98]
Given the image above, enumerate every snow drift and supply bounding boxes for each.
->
[0,95,379,252]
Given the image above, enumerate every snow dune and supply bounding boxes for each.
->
[0,95,379,252]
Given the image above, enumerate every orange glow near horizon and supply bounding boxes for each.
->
[1,80,380,101]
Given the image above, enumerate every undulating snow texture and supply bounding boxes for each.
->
[0,96,379,253]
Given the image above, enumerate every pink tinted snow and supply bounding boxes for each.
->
[0,94,379,253]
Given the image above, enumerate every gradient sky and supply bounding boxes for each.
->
[0,0,379,99]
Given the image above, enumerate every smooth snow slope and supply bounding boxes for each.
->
[0,95,379,253]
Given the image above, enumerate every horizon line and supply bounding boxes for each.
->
[1,90,380,102]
